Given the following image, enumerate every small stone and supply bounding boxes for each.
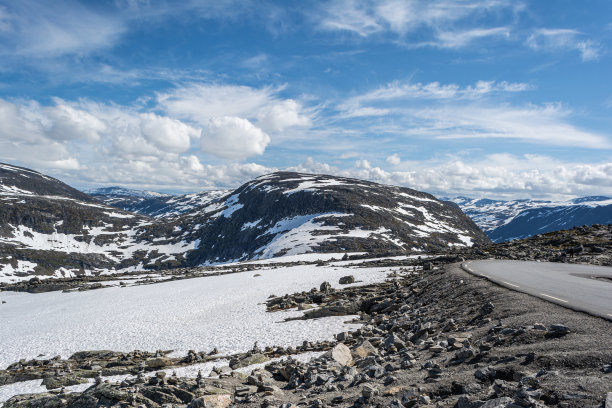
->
[339,275,355,284]
[234,385,257,397]
[320,281,332,292]
[480,302,494,315]
[335,332,350,342]
[325,343,353,366]
[384,333,406,350]
[362,384,379,399]
[475,366,496,382]
[229,353,269,369]
[384,375,397,386]
[366,364,385,378]
[455,347,476,360]
[549,324,570,335]
[145,357,172,368]
[429,344,445,353]
[189,394,232,408]
[387,398,405,408]
[353,340,378,358]
[480,397,514,408]
[533,323,547,331]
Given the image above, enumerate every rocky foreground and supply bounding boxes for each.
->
[3,258,611,408]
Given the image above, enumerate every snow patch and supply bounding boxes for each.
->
[220,194,243,218]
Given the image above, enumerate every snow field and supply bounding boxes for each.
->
[0,264,396,370]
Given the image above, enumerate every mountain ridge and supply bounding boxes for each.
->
[0,163,488,281]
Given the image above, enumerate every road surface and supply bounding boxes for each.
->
[462,260,612,320]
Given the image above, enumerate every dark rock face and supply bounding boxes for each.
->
[185,172,490,264]
[450,196,612,243]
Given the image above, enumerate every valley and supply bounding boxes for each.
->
[1,163,611,408]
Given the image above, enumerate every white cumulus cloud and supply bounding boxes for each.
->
[155,83,314,158]
[47,102,106,141]
[139,113,200,154]
[202,116,270,160]
[386,154,401,165]
[257,99,311,132]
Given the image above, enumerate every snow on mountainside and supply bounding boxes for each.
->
[1,164,489,281]
[90,187,228,219]
[184,172,490,264]
[0,163,95,202]
[0,164,197,281]
[449,196,612,243]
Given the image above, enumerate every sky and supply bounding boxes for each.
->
[0,0,611,199]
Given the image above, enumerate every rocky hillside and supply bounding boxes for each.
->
[1,164,489,280]
[483,223,612,266]
[182,172,490,264]
[449,196,612,242]
[90,187,228,219]
[0,164,196,281]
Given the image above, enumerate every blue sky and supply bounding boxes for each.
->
[0,0,611,199]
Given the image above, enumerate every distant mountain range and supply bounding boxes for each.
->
[448,196,612,242]
[89,187,228,219]
[0,163,487,281]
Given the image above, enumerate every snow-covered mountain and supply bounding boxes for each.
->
[90,187,228,219]
[449,196,612,242]
[182,172,490,264]
[0,163,196,281]
[1,163,489,281]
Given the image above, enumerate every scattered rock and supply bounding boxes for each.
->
[549,324,570,336]
[189,394,232,408]
[230,353,269,370]
[41,375,88,390]
[339,275,355,284]
[533,323,547,331]
[145,357,172,368]
[362,384,379,399]
[324,343,353,366]
[353,340,378,358]
[480,302,494,315]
